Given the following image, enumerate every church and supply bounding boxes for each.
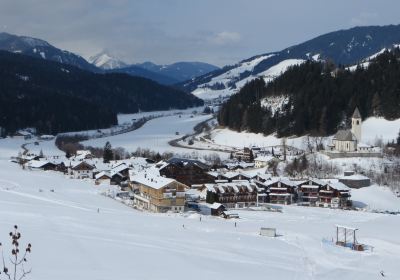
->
[328,108,372,153]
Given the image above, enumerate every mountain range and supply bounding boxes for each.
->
[182,24,400,100]
[90,52,220,85]
[0,32,219,85]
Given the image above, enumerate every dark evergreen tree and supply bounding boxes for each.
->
[103,141,113,163]
[300,154,309,172]
[397,130,400,146]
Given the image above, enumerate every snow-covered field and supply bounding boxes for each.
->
[0,159,399,280]
[362,117,400,144]
[209,128,308,149]
[82,113,228,158]
[352,185,400,212]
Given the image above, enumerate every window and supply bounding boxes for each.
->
[357,120,359,125]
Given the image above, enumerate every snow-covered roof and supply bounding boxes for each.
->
[309,178,327,186]
[95,171,111,180]
[131,170,176,190]
[15,130,31,136]
[221,171,240,179]
[110,163,130,175]
[254,155,275,162]
[210,202,224,210]
[300,185,320,189]
[340,174,370,180]
[28,160,51,168]
[163,158,209,170]
[207,171,220,178]
[325,180,351,191]
[205,181,257,194]
[333,130,357,141]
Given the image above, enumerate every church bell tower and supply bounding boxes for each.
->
[351,107,362,143]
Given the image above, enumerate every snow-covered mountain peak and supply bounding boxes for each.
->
[89,51,127,70]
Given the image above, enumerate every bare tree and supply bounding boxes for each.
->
[0,225,32,280]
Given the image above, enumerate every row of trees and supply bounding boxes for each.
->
[219,49,400,137]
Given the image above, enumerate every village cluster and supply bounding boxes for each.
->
[14,143,373,217]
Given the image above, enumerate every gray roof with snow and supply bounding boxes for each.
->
[333,130,357,141]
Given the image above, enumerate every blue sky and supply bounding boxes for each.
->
[0,0,399,66]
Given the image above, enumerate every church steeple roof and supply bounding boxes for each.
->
[352,107,361,119]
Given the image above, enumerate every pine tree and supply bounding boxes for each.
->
[103,141,113,163]
[300,154,309,172]
[397,130,400,146]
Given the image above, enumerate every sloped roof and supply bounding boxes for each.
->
[352,107,361,119]
[165,158,209,170]
[325,180,351,191]
[95,171,111,180]
[28,160,52,168]
[333,130,357,141]
[131,169,176,189]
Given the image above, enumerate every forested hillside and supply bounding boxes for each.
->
[0,51,203,134]
[218,49,400,137]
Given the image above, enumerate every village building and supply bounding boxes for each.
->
[95,171,112,185]
[298,179,327,206]
[68,161,95,179]
[130,170,187,213]
[203,180,259,208]
[73,150,94,160]
[254,155,278,168]
[260,178,301,205]
[157,158,214,187]
[27,160,57,171]
[338,171,371,189]
[233,147,253,162]
[318,181,351,208]
[13,130,32,140]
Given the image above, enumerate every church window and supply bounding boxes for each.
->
[357,120,359,125]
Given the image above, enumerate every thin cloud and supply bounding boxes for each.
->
[209,31,241,45]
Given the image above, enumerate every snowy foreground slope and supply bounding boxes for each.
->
[0,156,399,280]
